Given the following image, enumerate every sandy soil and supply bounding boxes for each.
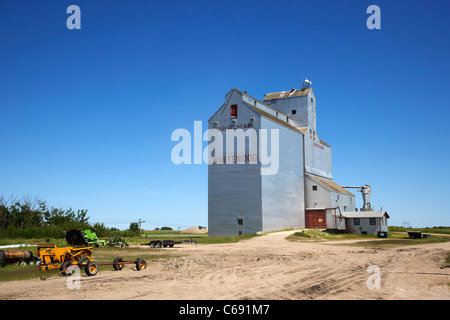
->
[0,230,449,300]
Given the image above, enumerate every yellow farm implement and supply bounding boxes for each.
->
[36,244,94,274]
[36,244,147,278]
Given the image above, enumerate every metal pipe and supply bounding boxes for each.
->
[342,185,372,211]
[0,244,37,249]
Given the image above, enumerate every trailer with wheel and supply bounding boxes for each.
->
[141,237,202,248]
[58,257,147,277]
[141,239,175,248]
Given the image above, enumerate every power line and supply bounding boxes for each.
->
[138,219,146,236]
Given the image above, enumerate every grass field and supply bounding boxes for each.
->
[388,226,450,235]
[127,229,259,244]
[286,229,376,241]
[287,227,450,248]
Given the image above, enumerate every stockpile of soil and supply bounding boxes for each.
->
[181,227,208,234]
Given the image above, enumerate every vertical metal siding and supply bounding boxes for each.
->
[208,90,263,236]
[260,117,305,232]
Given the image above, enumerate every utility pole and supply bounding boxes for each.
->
[138,219,146,237]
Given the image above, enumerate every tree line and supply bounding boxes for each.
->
[0,195,137,239]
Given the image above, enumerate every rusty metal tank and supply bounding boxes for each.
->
[0,250,33,266]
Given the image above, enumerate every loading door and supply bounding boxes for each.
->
[306,210,327,229]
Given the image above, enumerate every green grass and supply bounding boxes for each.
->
[196,233,260,244]
[389,226,450,235]
[344,236,449,248]
[287,229,376,241]
[141,230,260,244]
[292,230,312,238]
[0,264,51,282]
[286,229,450,248]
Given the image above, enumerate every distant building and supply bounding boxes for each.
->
[342,211,390,236]
[208,82,385,236]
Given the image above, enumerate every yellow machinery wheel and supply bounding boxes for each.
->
[85,261,99,276]
[136,258,147,271]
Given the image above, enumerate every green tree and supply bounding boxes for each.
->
[129,222,140,232]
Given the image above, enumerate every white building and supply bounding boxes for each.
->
[342,211,390,236]
[208,82,386,236]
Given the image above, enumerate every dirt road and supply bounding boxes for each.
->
[1,230,449,300]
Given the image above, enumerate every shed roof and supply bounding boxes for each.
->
[342,211,390,219]
[242,101,304,134]
[307,174,354,196]
[263,88,312,101]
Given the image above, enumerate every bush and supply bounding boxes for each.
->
[2,224,70,239]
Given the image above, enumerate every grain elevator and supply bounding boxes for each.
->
[207,81,384,237]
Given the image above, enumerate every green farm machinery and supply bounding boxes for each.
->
[66,229,129,248]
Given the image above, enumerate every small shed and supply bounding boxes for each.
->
[342,211,389,236]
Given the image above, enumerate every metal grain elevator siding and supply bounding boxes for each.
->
[208,89,305,236]
[261,117,305,232]
[208,90,263,236]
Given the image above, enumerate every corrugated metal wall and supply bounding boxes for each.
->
[261,117,305,232]
[208,90,263,236]
[208,89,305,236]
[305,175,331,209]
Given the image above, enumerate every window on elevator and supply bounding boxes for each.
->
[230,104,238,118]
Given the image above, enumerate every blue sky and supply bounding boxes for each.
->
[0,0,449,230]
